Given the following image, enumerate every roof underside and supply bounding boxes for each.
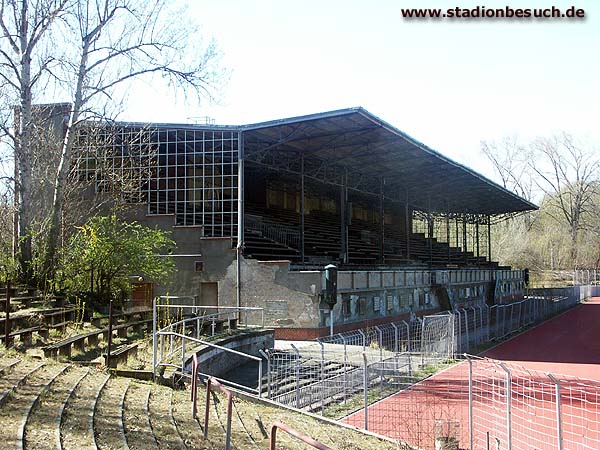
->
[242,108,537,216]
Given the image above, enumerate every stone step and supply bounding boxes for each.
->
[24,365,89,450]
[94,377,130,450]
[123,382,159,450]
[62,370,110,450]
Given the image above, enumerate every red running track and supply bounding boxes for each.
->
[344,298,600,450]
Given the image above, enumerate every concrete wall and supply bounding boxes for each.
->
[220,257,322,327]
[185,330,274,378]
[122,205,237,303]
[119,205,525,337]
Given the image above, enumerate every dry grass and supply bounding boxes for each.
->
[0,353,408,450]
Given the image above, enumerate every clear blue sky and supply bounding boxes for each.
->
[124,0,600,179]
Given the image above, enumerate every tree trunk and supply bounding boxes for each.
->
[43,42,88,280]
[16,3,34,281]
[570,226,579,269]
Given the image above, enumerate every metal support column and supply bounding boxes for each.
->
[300,153,305,264]
[428,211,433,267]
[456,217,460,248]
[106,299,114,368]
[548,373,564,450]
[476,219,480,262]
[405,193,410,258]
[363,352,369,431]
[237,132,245,315]
[463,214,468,264]
[340,172,348,264]
[152,296,157,379]
[446,214,451,263]
[500,362,513,450]
[379,178,385,264]
[467,355,474,450]
[487,215,492,262]
[4,281,10,349]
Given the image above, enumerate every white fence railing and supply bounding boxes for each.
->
[263,285,592,420]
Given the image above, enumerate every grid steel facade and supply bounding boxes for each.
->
[75,125,239,238]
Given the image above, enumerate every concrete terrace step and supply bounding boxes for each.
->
[24,366,88,450]
[61,370,110,450]
[148,386,187,450]
[94,376,130,450]
[123,382,159,450]
[0,356,400,450]
[0,361,65,450]
[0,360,45,408]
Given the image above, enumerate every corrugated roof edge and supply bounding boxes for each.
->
[242,106,538,212]
[354,108,539,212]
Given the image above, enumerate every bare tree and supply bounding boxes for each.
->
[1,0,222,283]
[0,0,68,278]
[529,133,599,267]
[481,136,534,202]
[41,0,221,279]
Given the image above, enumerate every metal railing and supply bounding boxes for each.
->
[152,299,265,395]
[270,421,332,450]
[262,285,590,422]
[245,215,300,249]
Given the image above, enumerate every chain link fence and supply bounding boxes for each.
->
[262,283,597,449]
[467,355,600,450]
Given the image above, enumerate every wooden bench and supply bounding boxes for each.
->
[0,314,36,330]
[0,326,44,346]
[91,308,152,327]
[43,318,151,360]
[105,343,139,368]
[43,331,93,359]
[44,308,76,325]
[112,319,150,339]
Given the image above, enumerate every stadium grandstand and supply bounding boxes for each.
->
[51,105,537,339]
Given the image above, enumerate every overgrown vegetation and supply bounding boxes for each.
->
[0,0,223,290]
[57,214,175,306]
[482,133,600,276]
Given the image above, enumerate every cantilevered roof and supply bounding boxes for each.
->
[241,107,537,216]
